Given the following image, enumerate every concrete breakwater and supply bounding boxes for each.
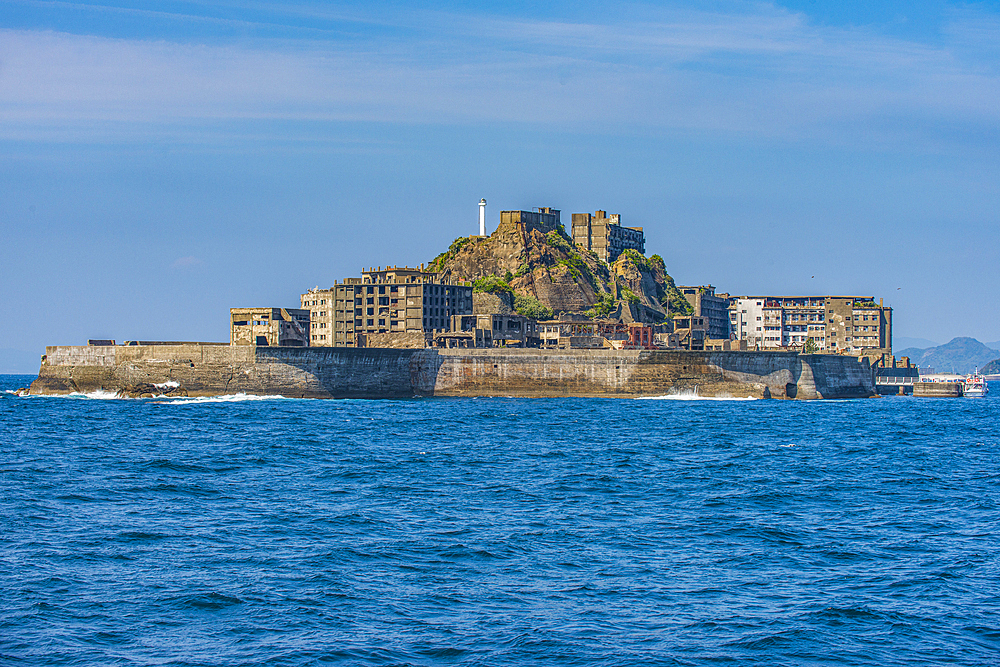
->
[29,344,875,399]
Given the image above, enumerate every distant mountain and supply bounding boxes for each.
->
[894,336,940,350]
[981,358,1000,375]
[897,337,999,374]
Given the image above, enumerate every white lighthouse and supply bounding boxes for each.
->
[479,198,487,236]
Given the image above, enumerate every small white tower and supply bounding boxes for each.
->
[479,198,487,236]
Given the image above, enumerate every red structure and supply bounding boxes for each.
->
[627,323,654,349]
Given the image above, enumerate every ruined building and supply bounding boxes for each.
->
[498,207,562,235]
[571,210,645,263]
[301,266,473,347]
[230,308,310,346]
[729,296,892,355]
[678,285,731,340]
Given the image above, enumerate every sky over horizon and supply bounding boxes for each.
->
[2,0,999,369]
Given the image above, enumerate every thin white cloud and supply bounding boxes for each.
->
[172,255,204,269]
[0,2,998,145]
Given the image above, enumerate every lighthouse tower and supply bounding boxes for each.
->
[479,198,487,236]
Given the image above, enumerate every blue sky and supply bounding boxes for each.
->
[2,0,999,370]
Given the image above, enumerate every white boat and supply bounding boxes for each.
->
[964,370,989,398]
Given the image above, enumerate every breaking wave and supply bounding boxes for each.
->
[28,391,288,403]
[164,394,289,405]
[63,390,123,400]
[153,380,180,389]
[637,389,758,401]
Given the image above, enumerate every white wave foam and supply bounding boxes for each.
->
[64,390,124,400]
[153,380,180,389]
[637,389,758,401]
[165,393,288,405]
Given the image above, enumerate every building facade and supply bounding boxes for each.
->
[447,313,540,348]
[498,207,562,235]
[728,296,891,355]
[230,308,310,346]
[669,315,709,350]
[678,285,730,339]
[301,266,474,347]
[571,210,645,263]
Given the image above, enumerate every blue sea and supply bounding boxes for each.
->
[2,374,998,666]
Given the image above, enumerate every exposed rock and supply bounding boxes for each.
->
[429,215,689,323]
[116,382,189,399]
[473,292,514,315]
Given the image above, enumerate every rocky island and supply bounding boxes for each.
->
[28,205,883,400]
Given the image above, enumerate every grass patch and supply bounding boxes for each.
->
[514,294,553,320]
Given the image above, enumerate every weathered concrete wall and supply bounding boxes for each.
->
[30,345,875,400]
[913,381,963,397]
[362,332,429,349]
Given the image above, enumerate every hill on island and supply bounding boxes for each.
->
[427,215,693,323]
[897,337,999,374]
[981,358,1000,375]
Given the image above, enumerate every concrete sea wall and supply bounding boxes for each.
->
[29,345,875,400]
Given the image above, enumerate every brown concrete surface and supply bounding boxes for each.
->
[30,345,876,400]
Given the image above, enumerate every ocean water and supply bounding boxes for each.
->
[1,373,998,666]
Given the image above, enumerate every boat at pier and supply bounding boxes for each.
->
[963,370,989,398]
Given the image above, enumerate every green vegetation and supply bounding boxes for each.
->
[515,262,531,277]
[854,300,877,308]
[428,236,475,272]
[427,252,449,273]
[618,249,652,272]
[504,269,514,283]
[514,294,553,320]
[545,230,573,252]
[803,337,818,354]
[981,358,1000,374]
[585,292,617,318]
[648,264,694,316]
[472,275,513,296]
[659,284,693,315]
[557,254,598,289]
[620,287,641,305]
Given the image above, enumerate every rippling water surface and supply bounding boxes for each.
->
[2,374,998,666]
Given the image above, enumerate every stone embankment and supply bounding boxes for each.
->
[29,344,876,400]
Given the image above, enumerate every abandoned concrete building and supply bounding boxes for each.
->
[729,296,892,355]
[230,308,310,346]
[442,314,540,348]
[571,210,645,263]
[499,207,563,236]
[678,286,731,340]
[301,266,473,347]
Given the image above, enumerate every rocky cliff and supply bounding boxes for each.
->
[428,215,691,323]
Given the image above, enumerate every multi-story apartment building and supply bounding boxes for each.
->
[301,266,474,347]
[230,308,310,346]
[678,285,730,339]
[571,210,645,263]
[729,296,891,355]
